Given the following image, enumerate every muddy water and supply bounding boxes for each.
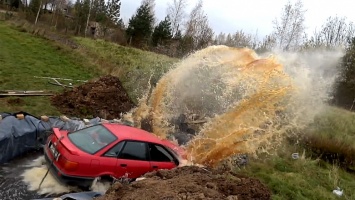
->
[0,151,49,200]
[126,46,343,167]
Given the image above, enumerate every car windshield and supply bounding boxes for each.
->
[68,125,117,154]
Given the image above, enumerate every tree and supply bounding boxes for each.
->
[92,0,108,23]
[214,32,226,45]
[333,38,355,109]
[152,15,172,46]
[272,0,306,51]
[184,0,213,51]
[126,1,155,45]
[106,0,121,25]
[166,0,187,37]
[213,31,258,49]
[29,0,41,14]
[256,34,276,53]
[73,0,90,34]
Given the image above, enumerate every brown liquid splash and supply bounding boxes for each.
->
[128,46,306,167]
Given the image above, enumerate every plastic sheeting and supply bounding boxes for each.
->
[31,191,104,200]
[0,112,103,164]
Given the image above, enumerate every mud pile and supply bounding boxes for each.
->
[51,75,135,119]
[97,166,271,200]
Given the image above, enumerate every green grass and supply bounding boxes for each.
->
[0,21,99,116]
[73,37,178,102]
[242,153,355,200]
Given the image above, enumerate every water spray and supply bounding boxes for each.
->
[127,45,342,167]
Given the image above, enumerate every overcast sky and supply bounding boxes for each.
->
[120,0,355,38]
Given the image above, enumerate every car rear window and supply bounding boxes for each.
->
[68,125,117,154]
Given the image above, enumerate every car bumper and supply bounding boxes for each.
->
[43,146,95,189]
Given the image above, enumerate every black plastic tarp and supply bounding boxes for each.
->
[0,112,101,164]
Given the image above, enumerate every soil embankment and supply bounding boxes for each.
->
[97,166,271,200]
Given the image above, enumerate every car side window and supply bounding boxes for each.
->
[103,141,125,157]
[149,144,174,162]
[118,141,148,161]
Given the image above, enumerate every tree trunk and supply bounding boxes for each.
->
[50,4,55,25]
[54,1,62,29]
[84,0,92,37]
[34,0,42,26]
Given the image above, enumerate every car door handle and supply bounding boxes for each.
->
[152,166,158,169]
[120,164,127,167]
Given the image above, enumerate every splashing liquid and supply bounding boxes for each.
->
[128,46,342,167]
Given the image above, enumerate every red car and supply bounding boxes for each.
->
[43,123,185,188]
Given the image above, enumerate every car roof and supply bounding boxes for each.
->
[102,123,164,144]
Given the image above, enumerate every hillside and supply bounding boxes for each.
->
[0,21,176,116]
[0,21,355,199]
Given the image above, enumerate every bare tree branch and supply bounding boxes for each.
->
[166,0,187,36]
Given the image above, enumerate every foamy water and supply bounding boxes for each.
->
[21,156,75,196]
[20,155,112,196]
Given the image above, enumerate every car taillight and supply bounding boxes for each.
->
[58,155,78,171]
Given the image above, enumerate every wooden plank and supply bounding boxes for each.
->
[0,93,54,97]
[0,90,54,97]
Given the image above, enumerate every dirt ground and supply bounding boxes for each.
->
[96,166,271,200]
[51,75,135,119]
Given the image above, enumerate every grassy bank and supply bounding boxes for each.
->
[243,154,355,200]
[0,21,98,116]
[73,37,177,102]
[0,21,177,115]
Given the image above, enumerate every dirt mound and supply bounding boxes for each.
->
[51,75,135,119]
[98,166,271,200]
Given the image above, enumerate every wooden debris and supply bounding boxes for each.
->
[41,115,49,122]
[83,118,90,125]
[60,115,70,122]
[34,76,87,88]
[0,90,53,97]
[16,114,24,120]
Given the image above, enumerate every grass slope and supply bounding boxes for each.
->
[73,37,177,102]
[243,154,355,200]
[0,21,97,116]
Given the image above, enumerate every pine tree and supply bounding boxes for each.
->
[92,0,107,23]
[126,1,155,45]
[107,0,121,26]
[74,0,90,34]
[152,15,172,46]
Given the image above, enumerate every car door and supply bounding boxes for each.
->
[99,141,126,178]
[148,143,177,171]
[116,141,151,178]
